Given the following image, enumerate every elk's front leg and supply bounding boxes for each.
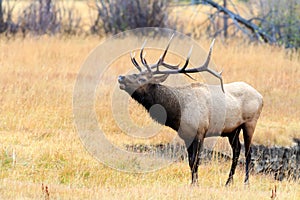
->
[225,127,242,186]
[187,138,203,185]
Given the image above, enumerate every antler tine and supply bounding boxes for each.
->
[151,34,180,71]
[180,45,193,72]
[183,39,224,92]
[178,45,196,80]
[202,38,215,70]
[151,61,179,70]
[140,40,152,72]
[205,68,224,92]
[160,34,174,63]
[183,39,214,72]
[183,73,196,80]
[130,51,142,72]
[152,38,225,93]
[161,63,180,70]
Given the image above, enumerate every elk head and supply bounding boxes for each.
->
[118,35,224,94]
[118,70,169,94]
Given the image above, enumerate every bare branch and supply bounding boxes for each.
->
[202,0,275,43]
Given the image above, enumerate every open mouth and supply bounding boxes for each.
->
[119,83,126,90]
[118,78,126,90]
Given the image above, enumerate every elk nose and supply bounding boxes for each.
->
[118,75,125,82]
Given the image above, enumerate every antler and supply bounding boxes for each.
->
[130,35,225,92]
[131,35,179,72]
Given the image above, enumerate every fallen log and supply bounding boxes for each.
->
[125,138,300,181]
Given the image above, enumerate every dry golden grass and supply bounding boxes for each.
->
[0,35,299,199]
[0,2,300,199]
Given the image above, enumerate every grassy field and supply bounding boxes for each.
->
[0,35,299,199]
[0,2,300,199]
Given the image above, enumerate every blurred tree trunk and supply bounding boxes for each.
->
[286,0,296,48]
[0,0,3,24]
[0,0,7,33]
[223,0,228,38]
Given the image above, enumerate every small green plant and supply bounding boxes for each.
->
[0,147,14,169]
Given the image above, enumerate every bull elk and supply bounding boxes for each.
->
[118,35,263,186]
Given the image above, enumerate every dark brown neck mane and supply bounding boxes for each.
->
[130,83,181,131]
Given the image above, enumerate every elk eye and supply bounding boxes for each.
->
[132,74,138,78]
[138,78,146,83]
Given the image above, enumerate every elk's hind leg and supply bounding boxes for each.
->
[243,121,256,185]
[225,127,242,186]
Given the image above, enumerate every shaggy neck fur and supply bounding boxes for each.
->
[129,83,181,131]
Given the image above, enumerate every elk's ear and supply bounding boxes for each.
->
[153,74,169,83]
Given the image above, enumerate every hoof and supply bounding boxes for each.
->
[225,178,233,187]
[191,181,199,187]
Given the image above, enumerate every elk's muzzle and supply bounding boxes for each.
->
[118,75,126,90]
